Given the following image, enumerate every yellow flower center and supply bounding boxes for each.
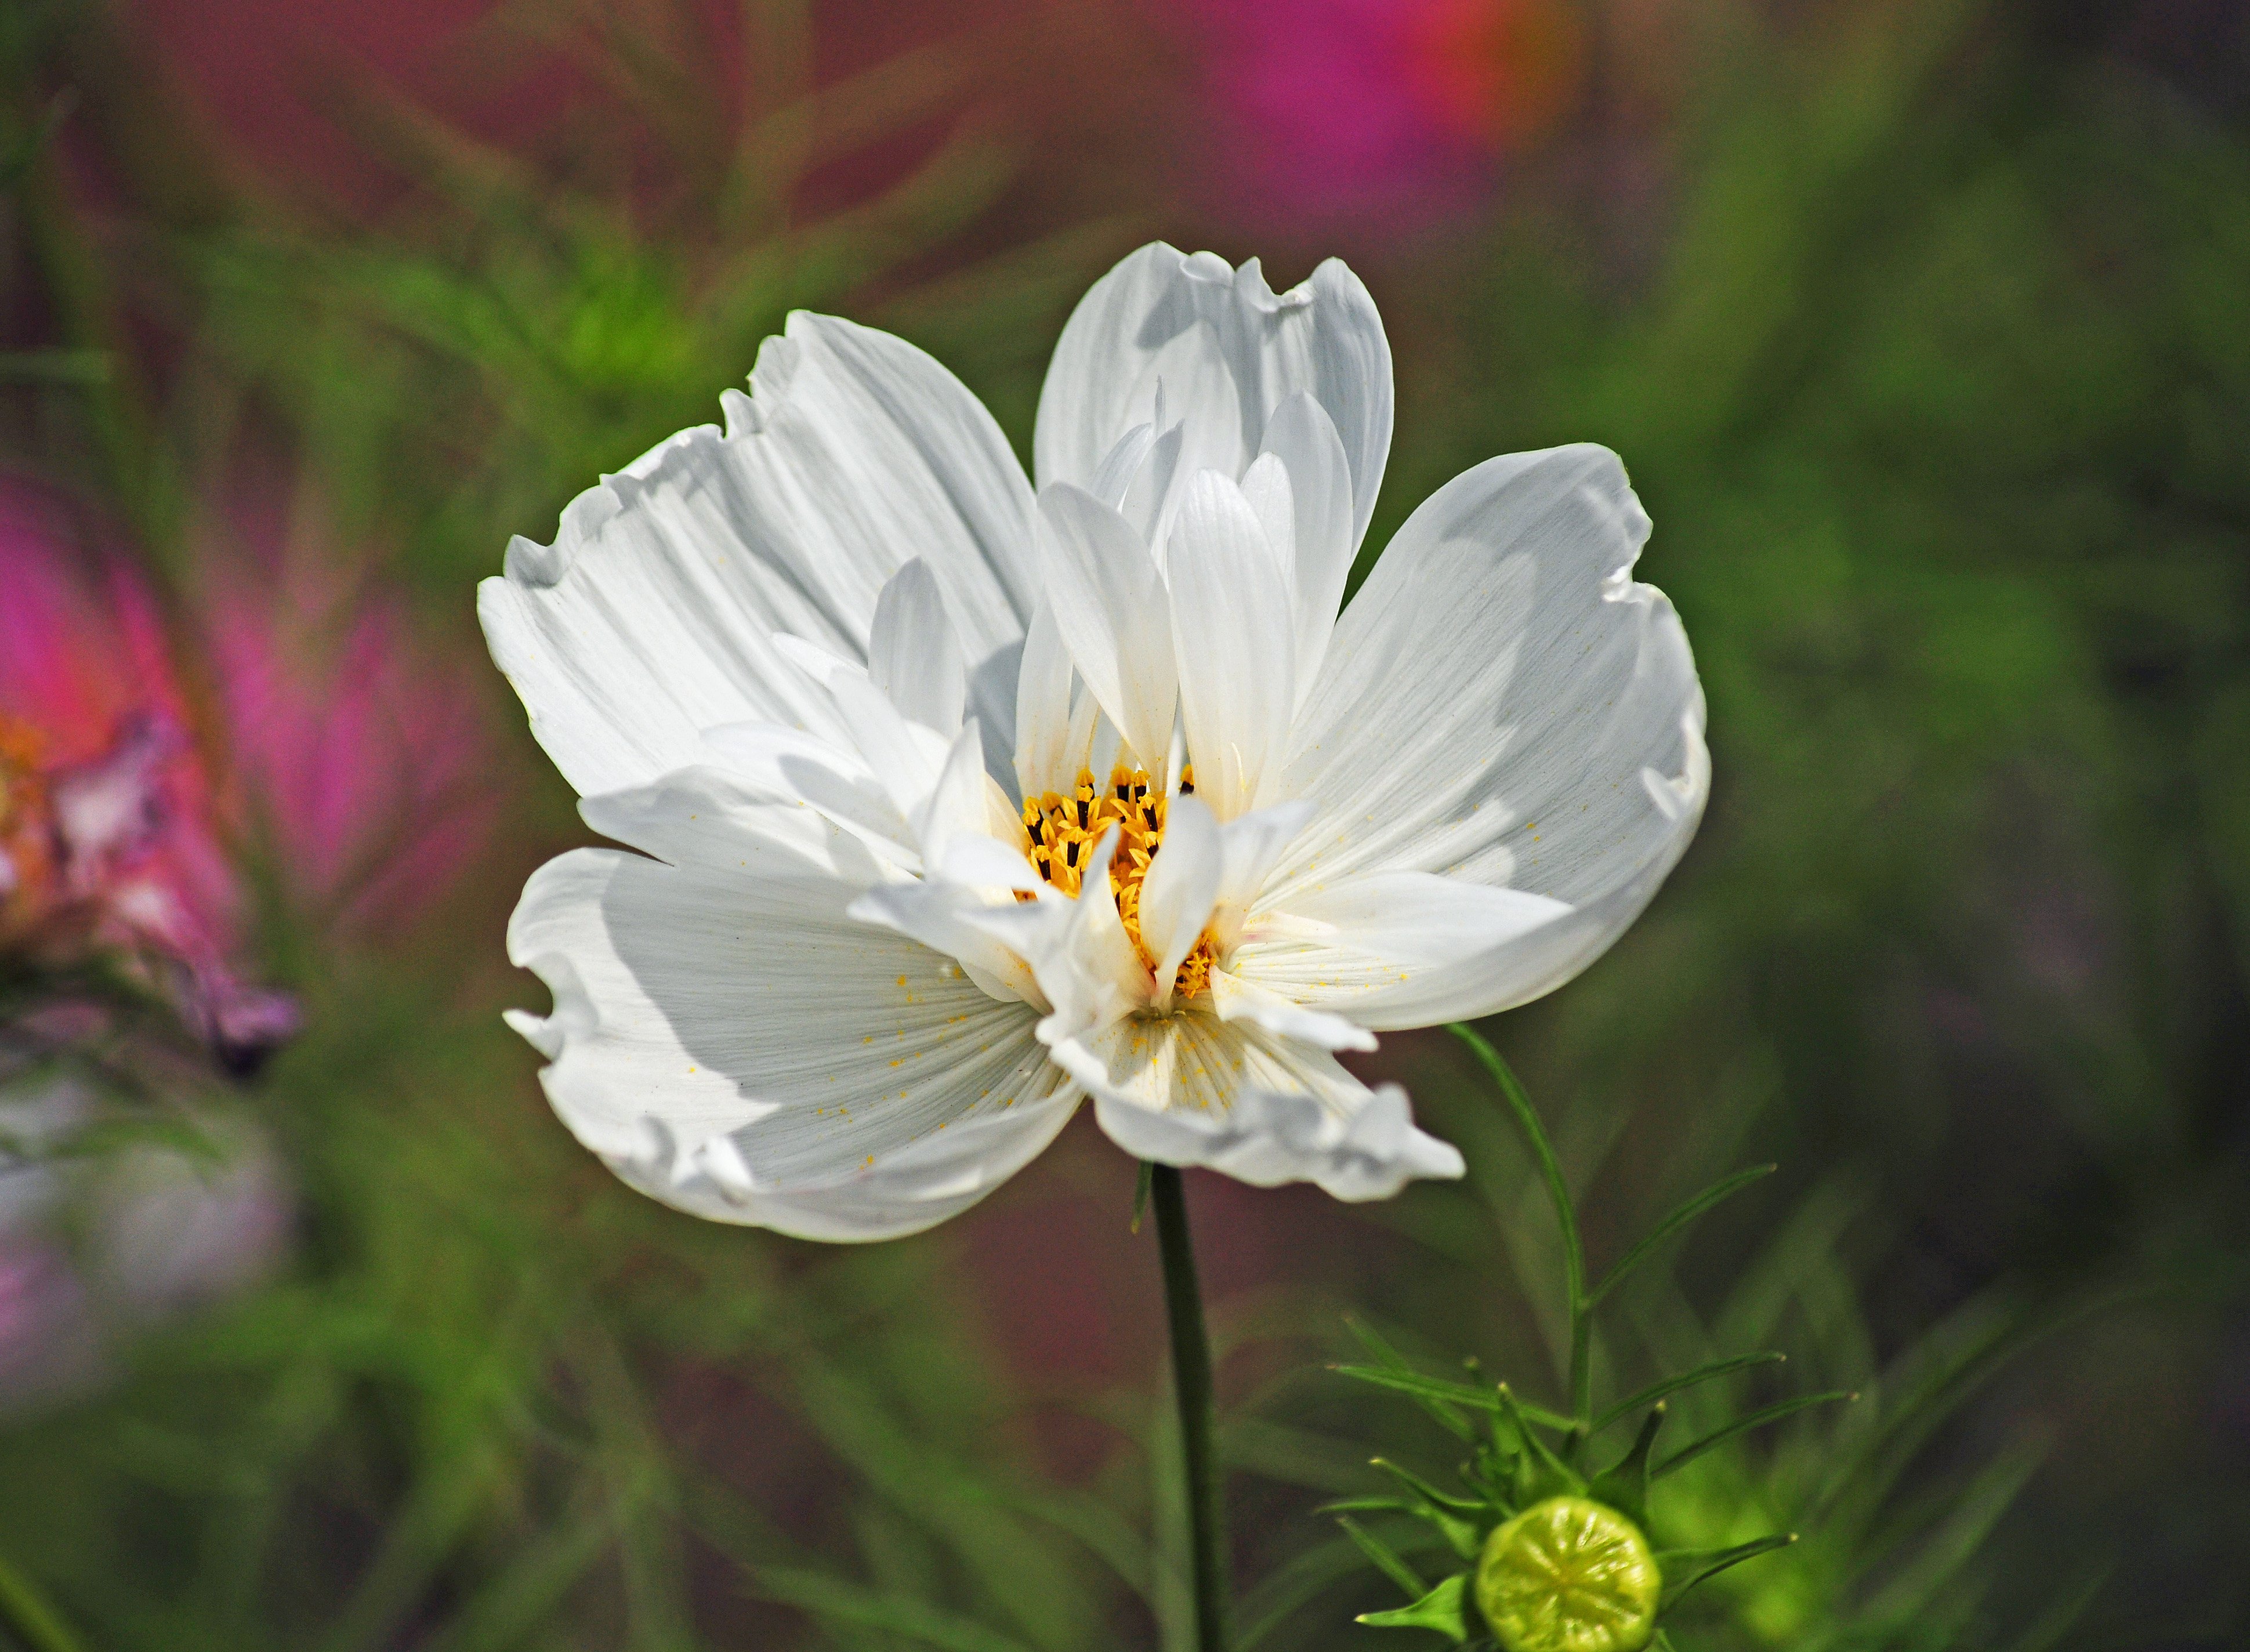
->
[1019,764,1218,1000]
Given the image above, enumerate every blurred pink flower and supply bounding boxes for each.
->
[1173,0,1584,231]
[208,560,498,938]
[2,474,498,1003]
[0,484,296,1063]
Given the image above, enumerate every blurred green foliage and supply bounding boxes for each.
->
[0,0,2244,1648]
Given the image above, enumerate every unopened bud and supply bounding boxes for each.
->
[1475,1495,1661,1652]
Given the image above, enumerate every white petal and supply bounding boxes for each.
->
[1037,247,1249,494]
[695,1082,1077,1239]
[1168,472,1295,820]
[1235,453,1298,590]
[1136,793,1222,1006]
[1206,968,1375,1052]
[480,564,838,803]
[579,765,880,877]
[1259,394,1356,701]
[1254,258,1393,549]
[1012,599,1078,800]
[699,720,916,868]
[728,315,1039,632]
[821,663,955,827]
[1035,483,1178,769]
[1209,798,1315,950]
[1057,1003,1302,1122]
[1034,245,1392,548]
[506,771,1069,1240]
[1061,1009,1455,1200]
[1253,871,1569,961]
[1116,419,1191,552]
[1294,1084,1466,1200]
[1089,421,1157,510]
[1231,872,1573,1030]
[1266,444,1708,1020]
[868,558,965,737]
[911,721,993,866]
[769,631,861,690]
[933,834,1042,892]
[1086,702,1122,781]
[481,312,1031,796]
[847,875,1044,1009]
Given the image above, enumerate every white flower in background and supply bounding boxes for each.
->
[482,244,1708,1241]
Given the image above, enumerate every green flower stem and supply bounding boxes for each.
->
[1150,1163,1228,1652]
[1447,1024,1592,1430]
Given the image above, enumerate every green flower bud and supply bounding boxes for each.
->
[1475,1495,1662,1652]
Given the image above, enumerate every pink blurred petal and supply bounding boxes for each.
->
[206,556,498,935]
[1165,0,1584,232]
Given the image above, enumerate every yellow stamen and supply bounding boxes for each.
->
[1017,764,1216,1000]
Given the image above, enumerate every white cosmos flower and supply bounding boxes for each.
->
[481,243,1708,1241]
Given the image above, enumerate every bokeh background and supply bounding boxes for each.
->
[1,0,2246,1646]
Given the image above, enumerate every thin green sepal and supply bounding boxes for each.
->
[1342,1320,1480,1441]
[1652,1390,1857,1480]
[1334,1516,1427,1601]
[1355,1571,1471,1640]
[1585,1164,1778,1308]
[1369,1460,1485,1558]
[1322,1494,1479,1561]
[1499,1383,1585,1503]
[1591,1351,1787,1434]
[1369,1457,1490,1515]
[1588,1401,1665,1523]
[1464,1426,1519,1513]
[1656,1533,1798,1606]
[1330,1365,1575,1432]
